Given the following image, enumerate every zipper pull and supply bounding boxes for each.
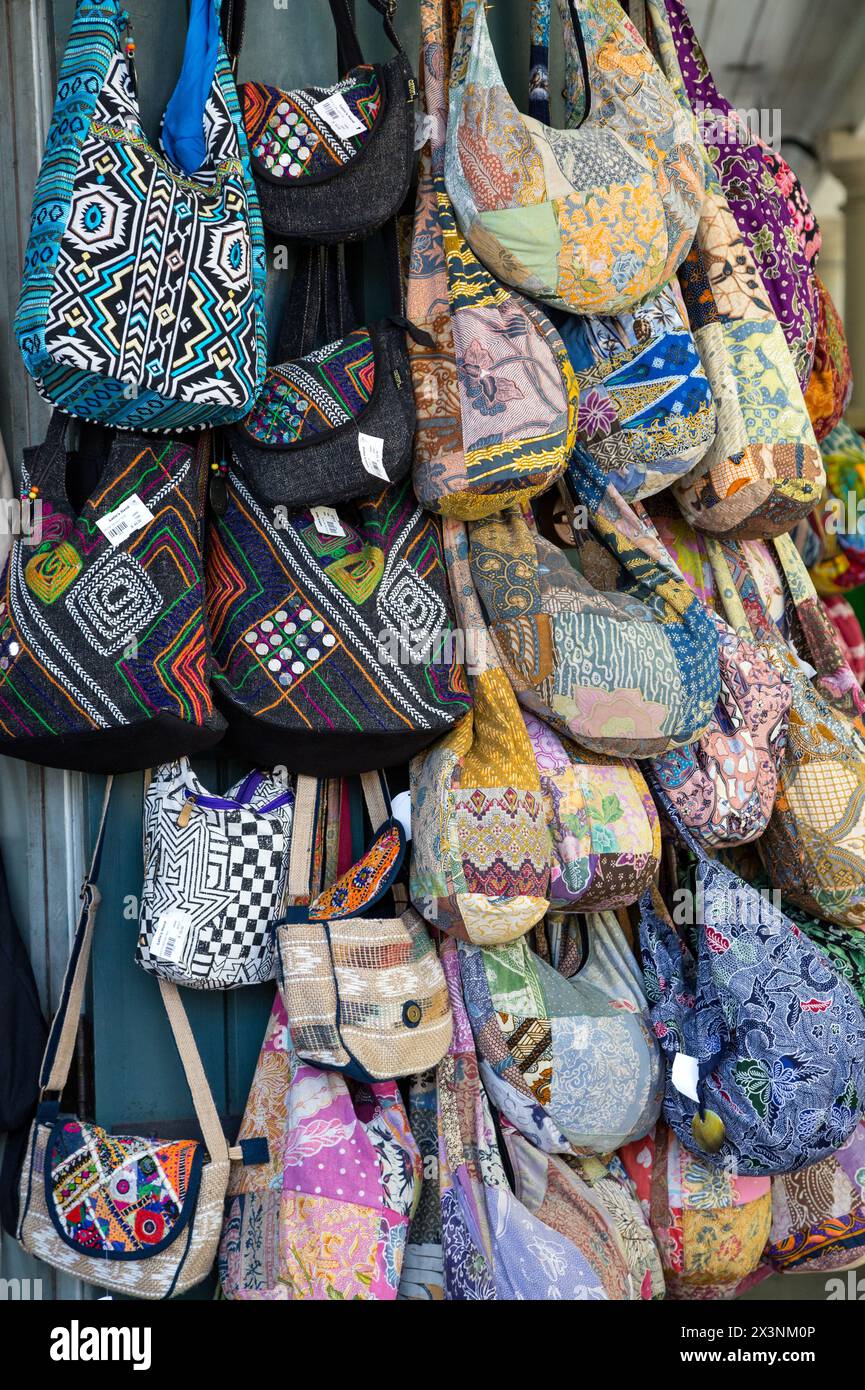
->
[210,456,229,517]
[123,14,138,98]
[177,795,197,829]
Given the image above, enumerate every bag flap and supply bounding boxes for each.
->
[281,819,405,923]
[241,67,385,185]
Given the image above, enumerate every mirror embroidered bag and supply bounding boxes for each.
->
[137,760,293,989]
[15,0,266,431]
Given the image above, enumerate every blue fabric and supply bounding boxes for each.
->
[162,0,220,175]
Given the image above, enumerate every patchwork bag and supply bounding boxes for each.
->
[767,1120,865,1275]
[469,466,720,757]
[136,760,293,989]
[220,993,422,1300]
[523,712,661,911]
[435,938,609,1300]
[226,237,426,509]
[564,1150,665,1299]
[711,534,865,929]
[407,0,578,520]
[621,1122,772,1300]
[458,911,663,1153]
[16,0,266,431]
[643,0,825,539]
[638,799,865,1176]
[444,0,704,316]
[804,276,853,443]
[409,517,553,944]
[276,771,452,1081]
[239,0,418,242]
[17,783,230,1299]
[663,0,820,390]
[206,467,471,775]
[0,415,225,773]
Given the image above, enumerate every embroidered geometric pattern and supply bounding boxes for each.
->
[242,68,382,181]
[309,824,402,920]
[243,330,375,446]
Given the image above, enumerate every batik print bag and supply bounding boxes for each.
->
[137,761,293,990]
[407,0,578,521]
[804,276,853,443]
[643,0,824,539]
[469,463,719,758]
[276,771,452,1081]
[710,534,865,930]
[458,911,663,1154]
[435,939,609,1300]
[220,993,422,1300]
[239,0,418,242]
[566,1149,665,1299]
[397,1071,445,1300]
[767,1120,865,1275]
[0,415,224,773]
[409,518,553,944]
[663,0,819,391]
[15,0,266,431]
[639,800,865,1176]
[18,783,230,1299]
[206,466,471,774]
[523,712,661,911]
[444,0,704,316]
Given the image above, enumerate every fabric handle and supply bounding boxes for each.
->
[704,537,754,640]
[527,0,593,128]
[287,771,400,904]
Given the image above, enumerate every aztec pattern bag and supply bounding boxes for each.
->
[0,415,224,772]
[621,1122,772,1300]
[524,712,661,911]
[276,772,452,1081]
[470,467,719,758]
[639,799,865,1175]
[767,1121,865,1275]
[459,912,663,1153]
[444,0,704,316]
[206,467,470,774]
[15,0,266,431]
[220,993,422,1300]
[711,534,865,930]
[804,277,853,442]
[18,784,230,1299]
[638,0,825,539]
[663,0,820,390]
[239,0,418,242]
[407,0,578,521]
[409,518,553,944]
[137,761,293,989]
[435,939,609,1300]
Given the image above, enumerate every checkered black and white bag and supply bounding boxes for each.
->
[137,760,293,989]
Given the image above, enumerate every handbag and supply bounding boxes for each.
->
[767,1121,865,1274]
[0,414,225,772]
[276,770,452,1080]
[205,462,471,775]
[711,534,865,929]
[238,0,418,242]
[17,782,230,1299]
[136,760,294,990]
[663,0,820,391]
[459,912,663,1154]
[226,231,429,509]
[642,0,824,539]
[407,0,578,521]
[409,518,553,944]
[445,0,704,316]
[524,712,661,911]
[398,1071,445,1300]
[638,795,865,1176]
[804,276,853,443]
[219,992,422,1300]
[822,594,865,686]
[15,0,266,431]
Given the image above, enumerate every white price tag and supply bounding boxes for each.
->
[391,789,412,842]
[150,911,192,964]
[671,1052,700,1103]
[310,505,345,538]
[313,92,366,140]
[793,652,817,680]
[414,110,435,150]
[96,494,154,546]
[358,432,388,481]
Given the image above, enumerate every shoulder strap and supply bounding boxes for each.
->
[704,537,754,640]
[287,772,405,908]
[275,244,359,361]
[40,776,229,1166]
[224,0,403,69]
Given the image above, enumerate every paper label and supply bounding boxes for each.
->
[391,789,412,842]
[794,652,818,680]
[671,1051,700,1103]
[310,505,345,538]
[414,110,435,150]
[314,92,366,140]
[96,494,154,546]
[150,911,192,964]
[358,432,388,480]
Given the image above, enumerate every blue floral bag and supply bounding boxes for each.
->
[639,788,865,1176]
